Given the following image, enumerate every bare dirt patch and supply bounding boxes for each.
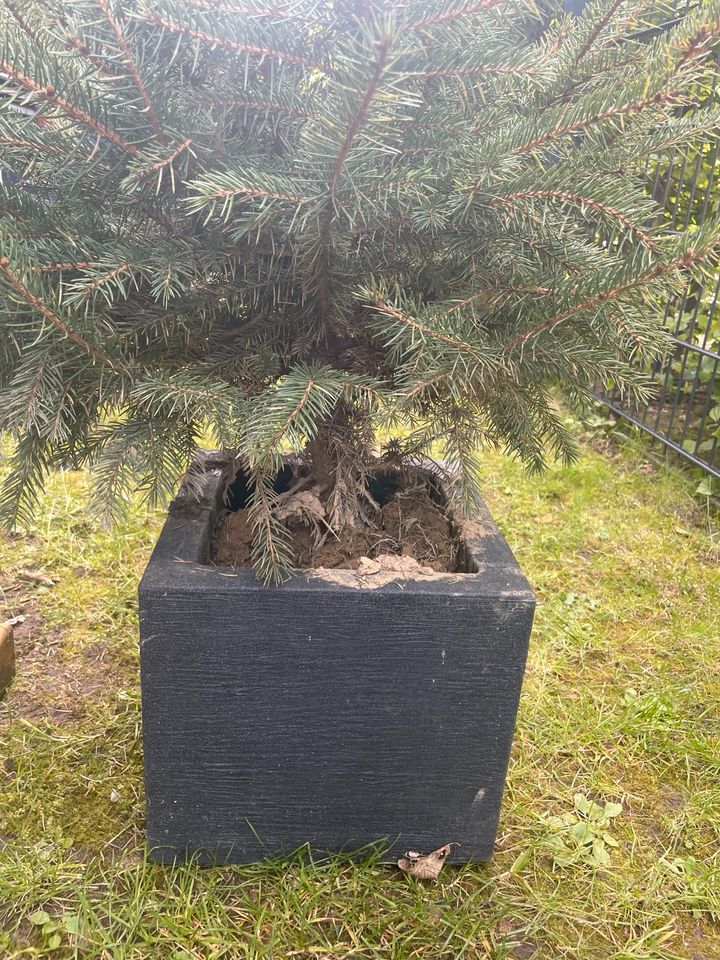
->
[0,612,120,725]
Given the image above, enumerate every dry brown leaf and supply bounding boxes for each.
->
[397,843,457,880]
[18,570,57,587]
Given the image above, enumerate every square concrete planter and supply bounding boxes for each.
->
[139,453,534,864]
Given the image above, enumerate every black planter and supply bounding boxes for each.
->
[139,453,534,864]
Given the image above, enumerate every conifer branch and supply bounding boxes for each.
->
[247,473,293,584]
[445,290,490,314]
[519,236,584,275]
[216,187,302,202]
[137,13,331,74]
[506,245,715,350]
[265,378,316,455]
[0,257,126,372]
[35,0,124,77]
[187,0,310,18]
[329,48,392,203]
[0,59,137,154]
[408,0,506,30]
[316,34,393,323]
[96,0,165,142]
[127,139,193,184]
[510,23,720,161]
[348,176,425,199]
[204,98,315,120]
[80,263,134,298]
[62,34,122,77]
[2,0,34,39]
[573,0,627,64]
[0,137,67,155]
[412,64,541,79]
[369,295,484,357]
[40,262,94,272]
[512,88,688,158]
[491,190,658,249]
[673,23,719,71]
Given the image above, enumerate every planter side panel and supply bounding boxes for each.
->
[140,584,532,864]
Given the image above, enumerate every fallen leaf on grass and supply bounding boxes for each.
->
[18,570,58,587]
[398,843,457,880]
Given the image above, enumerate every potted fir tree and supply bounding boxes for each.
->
[1,0,719,863]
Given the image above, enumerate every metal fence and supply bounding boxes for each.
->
[595,18,720,480]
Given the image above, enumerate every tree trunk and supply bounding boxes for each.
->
[305,402,377,531]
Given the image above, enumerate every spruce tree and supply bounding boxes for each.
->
[1,0,719,581]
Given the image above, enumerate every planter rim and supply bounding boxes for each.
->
[140,450,535,600]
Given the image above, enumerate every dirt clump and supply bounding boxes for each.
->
[213,508,254,567]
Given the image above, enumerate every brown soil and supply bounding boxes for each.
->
[0,612,121,725]
[213,471,458,573]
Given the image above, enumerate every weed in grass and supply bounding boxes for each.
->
[542,794,623,869]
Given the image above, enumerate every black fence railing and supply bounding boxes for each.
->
[595,13,720,480]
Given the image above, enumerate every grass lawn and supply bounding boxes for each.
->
[1,419,719,959]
